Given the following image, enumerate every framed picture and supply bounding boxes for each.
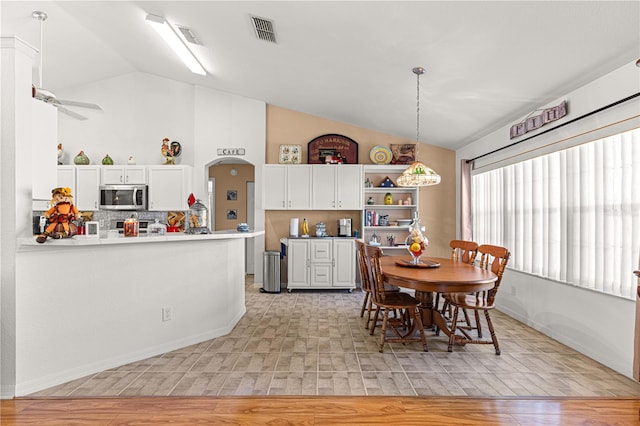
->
[227,190,237,201]
[85,221,100,238]
[279,145,302,164]
[227,209,237,220]
[390,144,416,164]
[307,134,358,164]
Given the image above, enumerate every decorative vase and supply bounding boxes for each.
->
[405,212,428,264]
[101,154,114,165]
[74,150,90,165]
[384,192,393,205]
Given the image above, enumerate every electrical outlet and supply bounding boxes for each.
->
[510,286,517,296]
[162,307,172,322]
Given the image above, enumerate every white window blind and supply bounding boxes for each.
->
[472,128,640,300]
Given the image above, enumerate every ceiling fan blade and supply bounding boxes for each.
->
[56,106,88,120]
[56,99,103,111]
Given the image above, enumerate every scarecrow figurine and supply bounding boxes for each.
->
[36,187,79,243]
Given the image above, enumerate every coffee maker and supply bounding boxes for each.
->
[338,218,352,237]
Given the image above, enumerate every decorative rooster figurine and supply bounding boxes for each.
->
[161,138,175,165]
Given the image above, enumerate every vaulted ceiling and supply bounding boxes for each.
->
[3,1,639,150]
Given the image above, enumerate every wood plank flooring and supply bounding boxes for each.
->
[2,396,640,425]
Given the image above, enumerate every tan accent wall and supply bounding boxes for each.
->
[209,164,254,230]
[265,105,456,258]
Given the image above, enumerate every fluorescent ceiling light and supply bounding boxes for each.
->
[146,14,206,76]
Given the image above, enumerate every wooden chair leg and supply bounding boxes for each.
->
[411,307,428,352]
[379,309,390,352]
[360,292,370,318]
[475,310,483,338]
[448,306,460,352]
[370,306,381,335]
[484,310,500,355]
[365,297,375,329]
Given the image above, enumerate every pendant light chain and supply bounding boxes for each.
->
[416,69,420,143]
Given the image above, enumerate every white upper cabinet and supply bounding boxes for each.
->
[101,166,147,185]
[311,165,362,210]
[147,165,193,211]
[262,165,312,210]
[75,166,101,211]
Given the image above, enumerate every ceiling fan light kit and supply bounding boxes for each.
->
[145,14,206,76]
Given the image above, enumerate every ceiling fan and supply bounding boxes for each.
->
[31,11,103,120]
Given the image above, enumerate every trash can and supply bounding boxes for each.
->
[261,251,281,293]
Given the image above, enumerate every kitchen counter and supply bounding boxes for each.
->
[13,229,263,396]
[18,229,263,249]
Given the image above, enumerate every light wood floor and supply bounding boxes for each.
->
[2,396,640,425]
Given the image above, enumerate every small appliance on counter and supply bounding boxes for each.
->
[338,218,352,237]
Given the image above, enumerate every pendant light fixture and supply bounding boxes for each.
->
[397,67,441,187]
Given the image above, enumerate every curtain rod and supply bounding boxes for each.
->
[466,92,640,164]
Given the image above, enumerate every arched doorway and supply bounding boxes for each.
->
[208,158,256,274]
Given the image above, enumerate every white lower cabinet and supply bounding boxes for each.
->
[287,238,355,291]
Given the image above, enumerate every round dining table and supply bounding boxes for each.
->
[380,256,497,341]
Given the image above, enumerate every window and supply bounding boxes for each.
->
[472,128,640,300]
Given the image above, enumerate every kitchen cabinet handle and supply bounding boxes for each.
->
[94,201,98,209]
[120,175,123,183]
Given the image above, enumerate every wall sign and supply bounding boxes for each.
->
[510,100,568,139]
[217,148,246,156]
[307,134,358,164]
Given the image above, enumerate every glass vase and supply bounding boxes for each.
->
[404,212,428,264]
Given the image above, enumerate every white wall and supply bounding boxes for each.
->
[456,59,640,378]
[58,72,267,283]
[58,72,196,167]
[1,36,38,399]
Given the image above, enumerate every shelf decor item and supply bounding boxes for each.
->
[307,134,358,164]
[73,150,90,165]
[279,145,302,164]
[369,145,392,164]
[405,212,428,265]
[390,144,416,164]
[101,154,114,165]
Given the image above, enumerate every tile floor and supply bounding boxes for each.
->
[31,277,640,397]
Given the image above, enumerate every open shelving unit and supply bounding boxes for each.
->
[361,165,418,253]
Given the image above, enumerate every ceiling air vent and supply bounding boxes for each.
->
[250,15,277,43]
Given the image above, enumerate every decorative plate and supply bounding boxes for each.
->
[279,145,302,164]
[369,146,392,164]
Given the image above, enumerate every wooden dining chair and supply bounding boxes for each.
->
[443,244,510,355]
[363,244,428,353]
[435,240,479,322]
[356,240,399,330]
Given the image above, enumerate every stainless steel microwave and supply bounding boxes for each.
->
[99,185,147,210]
